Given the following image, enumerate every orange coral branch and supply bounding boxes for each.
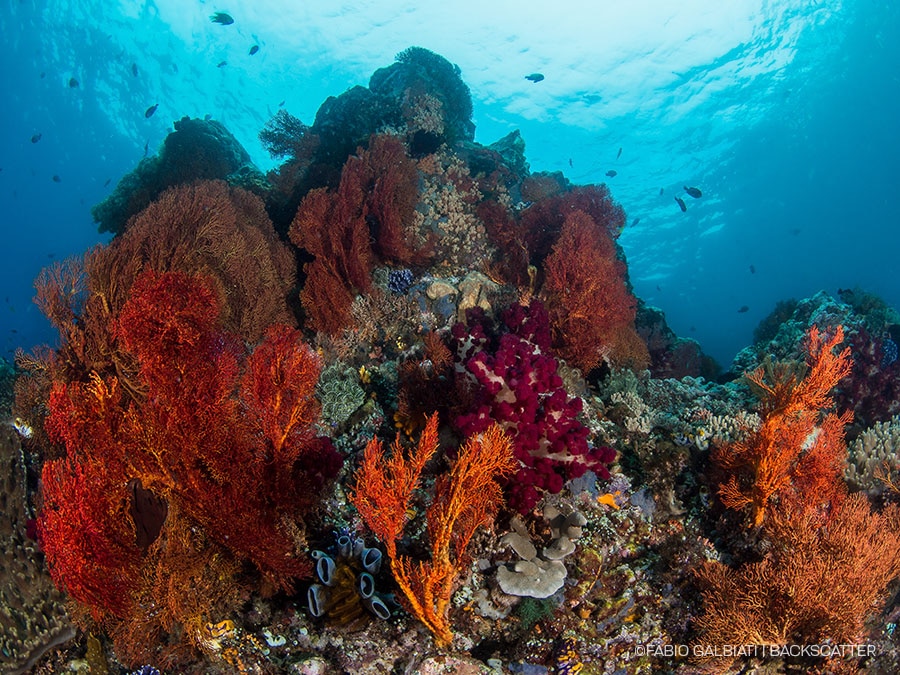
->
[714,325,852,526]
[351,414,514,646]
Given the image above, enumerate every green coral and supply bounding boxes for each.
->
[316,364,366,431]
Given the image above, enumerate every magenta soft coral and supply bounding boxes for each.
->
[454,301,614,512]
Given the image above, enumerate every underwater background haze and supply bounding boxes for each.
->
[2,0,898,368]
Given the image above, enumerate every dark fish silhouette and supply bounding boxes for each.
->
[68,77,79,88]
[131,62,138,77]
[525,73,544,83]
[616,147,622,159]
[749,264,756,274]
[210,12,234,25]
[278,100,285,107]
[659,187,664,195]
[40,72,45,79]
[145,103,158,118]
[31,133,42,143]
[143,141,149,157]
[217,61,227,68]
[568,158,573,167]
[632,217,641,227]
[674,196,687,212]
[249,45,259,55]
[52,174,61,183]
[737,305,749,313]
[103,178,111,187]
[684,185,702,198]
[606,170,617,178]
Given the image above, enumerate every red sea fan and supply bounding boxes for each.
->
[541,209,648,371]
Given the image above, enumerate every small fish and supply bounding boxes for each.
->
[659,187,664,195]
[616,147,622,159]
[144,103,158,118]
[749,264,756,274]
[210,12,234,25]
[674,196,687,212]
[143,141,149,157]
[631,217,641,227]
[684,185,702,198]
[68,77,79,88]
[103,178,111,187]
[249,45,259,56]
[204,113,212,121]
[217,60,227,68]
[656,285,662,292]
[737,305,749,313]
[131,62,138,77]
[568,158,573,167]
[52,174,61,183]
[278,100,285,107]
[40,71,45,79]
[31,133,42,143]
[525,73,544,83]
[47,252,55,258]
[605,170,617,178]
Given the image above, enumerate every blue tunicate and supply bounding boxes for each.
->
[360,546,383,574]
[307,584,326,617]
[387,268,414,294]
[316,555,336,585]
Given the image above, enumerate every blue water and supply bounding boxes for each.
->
[2,1,898,368]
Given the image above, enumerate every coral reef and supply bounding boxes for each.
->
[13,48,900,674]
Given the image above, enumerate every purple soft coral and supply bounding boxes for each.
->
[455,300,615,512]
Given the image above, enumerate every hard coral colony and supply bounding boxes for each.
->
[5,46,900,675]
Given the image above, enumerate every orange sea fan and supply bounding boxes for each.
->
[351,414,515,646]
[714,325,852,526]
